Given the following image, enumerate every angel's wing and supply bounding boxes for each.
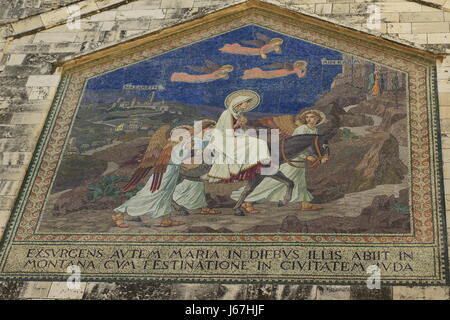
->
[255,32,272,44]
[204,60,221,72]
[188,60,221,74]
[240,39,266,48]
[254,114,296,138]
[187,64,211,74]
[121,125,173,193]
[262,62,294,71]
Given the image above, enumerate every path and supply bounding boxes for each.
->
[82,140,122,156]
[342,104,382,136]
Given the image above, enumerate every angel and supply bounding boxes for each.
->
[112,121,219,228]
[231,110,330,214]
[170,60,234,83]
[242,60,308,80]
[219,32,284,59]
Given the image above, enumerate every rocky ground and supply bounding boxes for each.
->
[39,178,409,234]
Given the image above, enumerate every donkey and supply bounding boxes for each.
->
[173,130,337,216]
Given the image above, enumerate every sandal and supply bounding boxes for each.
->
[112,215,129,228]
[200,208,221,215]
[241,202,259,214]
[159,220,185,227]
[112,214,122,221]
[300,204,323,211]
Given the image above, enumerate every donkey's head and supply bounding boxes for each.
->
[317,129,338,163]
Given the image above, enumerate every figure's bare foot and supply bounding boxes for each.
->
[112,213,129,228]
[300,202,323,211]
[159,218,185,227]
[241,202,259,214]
[200,208,221,215]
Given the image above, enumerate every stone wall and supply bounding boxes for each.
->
[0,0,449,300]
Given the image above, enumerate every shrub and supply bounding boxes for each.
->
[87,174,144,201]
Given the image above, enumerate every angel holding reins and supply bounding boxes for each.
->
[231,109,328,214]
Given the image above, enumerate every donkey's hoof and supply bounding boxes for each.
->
[278,201,288,207]
[234,208,246,216]
[176,210,190,216]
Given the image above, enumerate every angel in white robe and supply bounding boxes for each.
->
[231,110,327,213]
[172,126,221,215]
[113,121,218,228]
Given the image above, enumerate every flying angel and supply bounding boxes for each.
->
[170,60,234,83]
[219,32,284,59]
[242,60,308,80]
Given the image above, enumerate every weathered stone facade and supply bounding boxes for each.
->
[0,0,449,299]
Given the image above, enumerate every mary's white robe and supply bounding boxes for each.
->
[230,124,316,203]
[206,108,271,182]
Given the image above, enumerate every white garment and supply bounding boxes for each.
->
[114,164,181,218]
[206,108,271,182]
[231,124,316,203]
[114,135,210,217]
[173,180,208,210]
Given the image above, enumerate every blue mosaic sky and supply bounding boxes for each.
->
[85,25,343,114]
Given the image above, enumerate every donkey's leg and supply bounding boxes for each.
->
[172,200,190,216]
[270,171,294,207]
[233,175,265,216]
[172,176,190,216]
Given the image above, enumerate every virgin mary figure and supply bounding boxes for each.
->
[205,90,271,183]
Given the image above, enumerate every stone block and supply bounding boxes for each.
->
[6,54,26,66]
[40,7,70,27]
[20,282,53,299]
[88,10,117,21]
[332,3,350,14]
[47,282,88,300]
[398,33,428,44]
[386,23,412,34]
[161,0,195,9]
[33,32,78,43]
[427,33,450,44]
[411,22,449,33]
[116,9,165,20]
[26,75,61,87]
[95,0,125,10]
[311,285,351,300]
[393,286,450,300]
[0,180,19,196]
[380,2,422,13]
[0,210,10,236]
[315,4,332,15]
[11,15,44,35]
[400,12,444,22]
